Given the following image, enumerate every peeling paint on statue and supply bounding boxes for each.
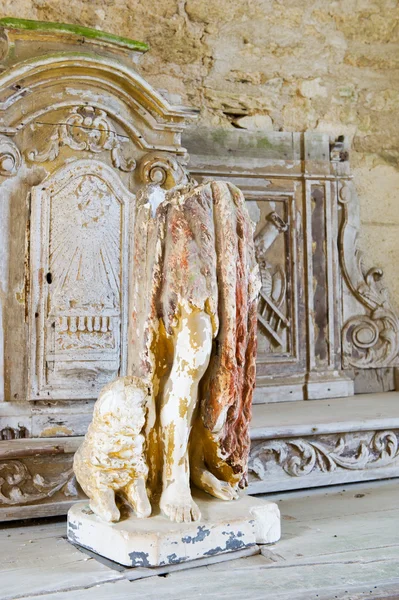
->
[74,179,261,524]
[73,377,152,522]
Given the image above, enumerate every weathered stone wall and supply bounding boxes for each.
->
[1,0,398,303]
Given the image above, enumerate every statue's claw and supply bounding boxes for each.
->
[191,467,239,501]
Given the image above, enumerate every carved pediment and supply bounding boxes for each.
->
[0,18,198,165]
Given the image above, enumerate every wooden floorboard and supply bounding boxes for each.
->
[0,520,123,600]
[1,480,399,600]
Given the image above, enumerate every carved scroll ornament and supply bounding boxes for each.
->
[27,106,136,172]
[0,135,21,176]
[0,460,77,505]
[339,182,399,368]
[139,150,191,189]
[249,430,399,479]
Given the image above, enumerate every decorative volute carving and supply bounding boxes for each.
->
[339,180,399,368]
[139,151,191,189]
[0,135,21,176]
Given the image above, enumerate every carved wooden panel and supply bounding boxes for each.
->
[28,160,135,400]
[0,437,84,521]
[184,129,362,401]
[249,191,305,381]
[248,429,399,493]
[0,458,77,506]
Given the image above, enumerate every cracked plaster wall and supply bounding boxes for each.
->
[1,0,398,304]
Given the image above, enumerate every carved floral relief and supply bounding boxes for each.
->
[27,106,136,172]
[249,430,399,479]
[0,460,78,505]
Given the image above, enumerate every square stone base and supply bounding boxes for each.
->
[67,491,280,567]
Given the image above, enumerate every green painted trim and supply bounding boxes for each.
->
[0,17,149,53]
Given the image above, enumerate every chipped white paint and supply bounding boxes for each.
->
[67,492,280,567]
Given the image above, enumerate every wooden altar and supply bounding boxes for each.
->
[0,18,398,520]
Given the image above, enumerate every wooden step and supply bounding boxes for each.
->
[250,392,399,439]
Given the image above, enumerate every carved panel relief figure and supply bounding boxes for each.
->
[29,161,135,400]
[75,175,261,524]
[251,199,292,358]
[255,207,289,353]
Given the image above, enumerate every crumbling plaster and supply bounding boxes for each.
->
[1,0,398,303]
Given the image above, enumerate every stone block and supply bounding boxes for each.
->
[67,491,281,567]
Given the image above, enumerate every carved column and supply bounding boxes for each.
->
[0,135,21,402]
[303,134,354,399]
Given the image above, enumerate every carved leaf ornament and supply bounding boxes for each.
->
[0,460,77,505]
[249,431,399,479]
[27,106,136,172]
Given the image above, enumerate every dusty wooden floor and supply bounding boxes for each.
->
[1,480,399,600]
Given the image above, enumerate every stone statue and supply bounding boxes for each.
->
[73,377,152,522]
[74,178,261,524]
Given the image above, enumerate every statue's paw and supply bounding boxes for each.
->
[89,498,120,523]
[161,499,201,524]
[135,496,152,519]
[160,486,201,523]
[125,478,152,519]
[195,469,239,501]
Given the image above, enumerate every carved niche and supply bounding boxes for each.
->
[28,161,136,400]
[255,206,290,355]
